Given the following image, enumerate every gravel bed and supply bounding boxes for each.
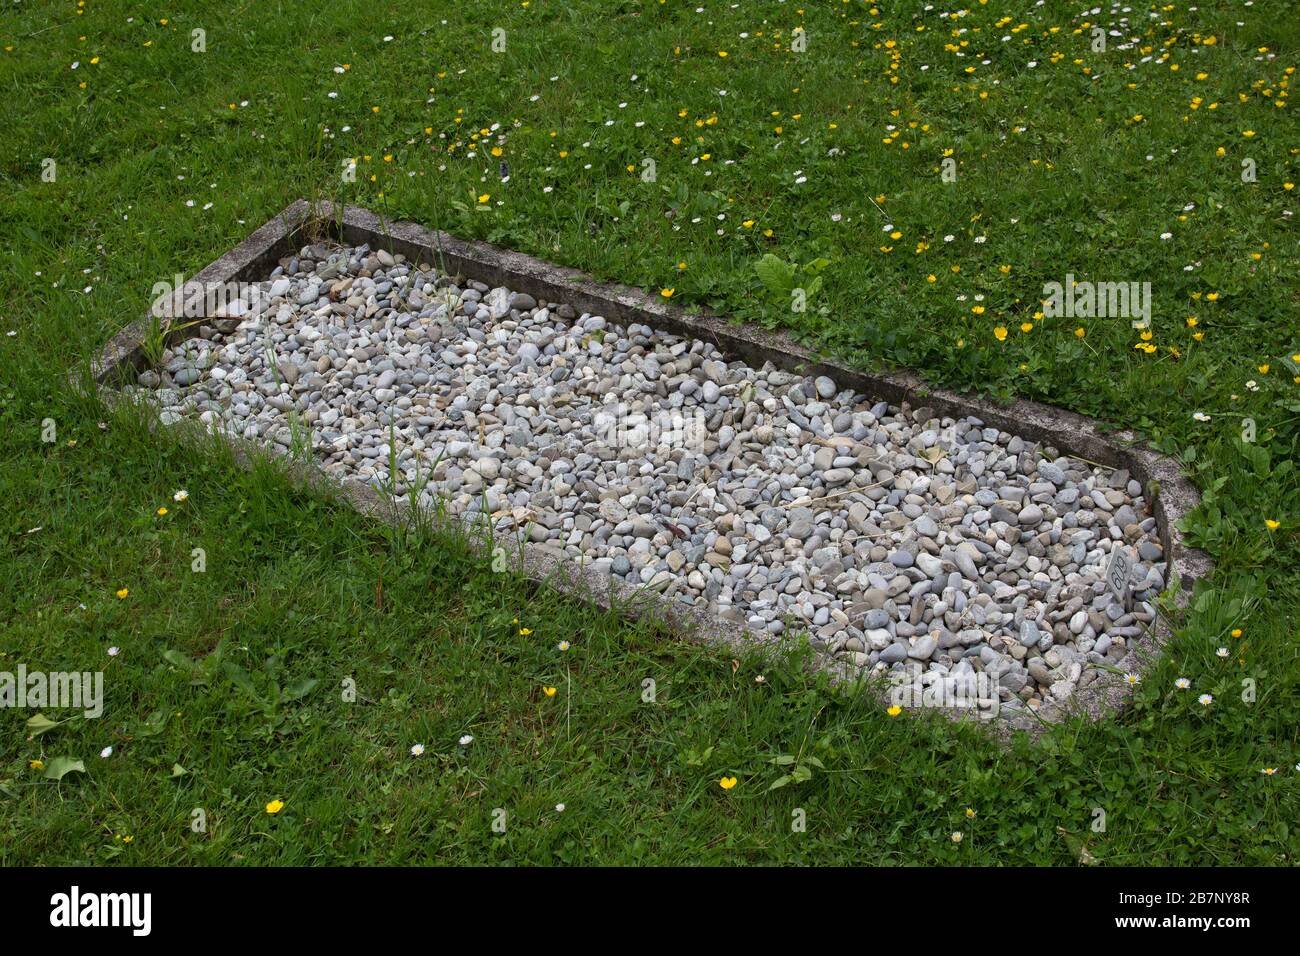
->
[129,242,1169,715]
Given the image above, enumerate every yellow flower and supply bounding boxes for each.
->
[1186,316,1198,327]
[926,274,936,283]
[518,627,532,636]
[717,50,729,57]
[719,776,737,789]
[156,507,168,516]
[477,193,490,203]
[742,219,755,228]
[1019,322,1033,333]
[971,306,985,315]
[1285,183,1295,191]
[29,759,44,770]
[115,588,129,599]
[1265,519,1280,531]
[660,288,675,298]
[543,686,557,697]
[1258,364,1269,375]
[965,807,976,818]
[993,327,1008,342]
[1206,292,1219,301]
[886,705,902,717]
[492,147,503,157]
[1193,331,1205,341]
[1231,629,1243,638]
[265,799,285,814]
[1075,327,1086,338]
[677,261,687,271]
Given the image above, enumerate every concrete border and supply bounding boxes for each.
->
[88,199,1213,737]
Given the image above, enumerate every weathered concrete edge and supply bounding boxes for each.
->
[89,202,319,385]
[87,198,1213,740]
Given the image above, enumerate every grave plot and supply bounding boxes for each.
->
[120,237,1176,721]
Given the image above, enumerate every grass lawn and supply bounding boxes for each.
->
[1,0,1297,865]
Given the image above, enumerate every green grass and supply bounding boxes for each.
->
[1,0,1297,865]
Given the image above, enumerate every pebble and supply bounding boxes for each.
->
[131,241,1169,710]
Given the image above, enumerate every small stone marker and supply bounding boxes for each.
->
[1105,546,1133,607]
